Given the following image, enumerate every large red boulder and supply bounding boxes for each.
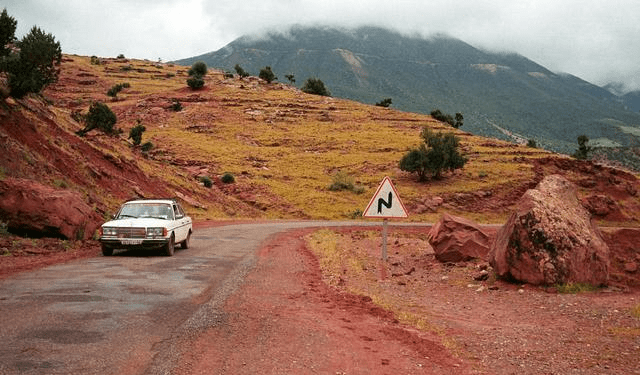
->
[428,213,491,262]
[489,175,610,286]
[0,178,102,240]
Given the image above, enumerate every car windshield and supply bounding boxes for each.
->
[117,203,172,220]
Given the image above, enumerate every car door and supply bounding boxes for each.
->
[172,203,188,242]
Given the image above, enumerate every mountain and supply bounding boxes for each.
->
[623,91,640,113]
[176,25,640,157]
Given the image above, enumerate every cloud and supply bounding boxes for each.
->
[3,0,640,91]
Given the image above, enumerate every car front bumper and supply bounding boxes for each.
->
[99,237,169,250]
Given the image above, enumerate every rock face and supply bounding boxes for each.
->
[489,175,610,286]
[429,213,491,262]
[0,178,102,240]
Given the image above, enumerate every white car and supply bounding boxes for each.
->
[99,199,192,256]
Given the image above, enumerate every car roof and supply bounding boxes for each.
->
[123,199,177,205]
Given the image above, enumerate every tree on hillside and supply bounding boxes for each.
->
[187,61,206,90]
[234,64,249,78]
[301,77,330,97]
[188,61,207,77]
[0,14,61,99]
[399,127,467,181]
[376,98,392,107]
[454,112,464,128]
[285,74,295,84]
[0,8,17,57]
[76,102,118,136]
[430,109,463,128]
[573,135,592,160]
[128,120,146,146]
[259,66,277,83]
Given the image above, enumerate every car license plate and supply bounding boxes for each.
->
[121,239,143,245]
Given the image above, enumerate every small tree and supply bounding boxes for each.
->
[128,120,146,146]
[187,61,206,90]
[301,77,330,96]
[188,61,207,77]
[376,98,392,107]
[259,66,276,83]
[76,102,117,136]
[234,64,249,78]
[0,8,17,57]
[527,139,538,148]
[454,113,464,128]
[3,25,61,98]
[187,75,204,89]
[399,128,467,181]
[285,74,295,84]
[573,135,592,160]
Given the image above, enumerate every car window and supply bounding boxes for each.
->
[117,203,173,220]
[173,204,183,219]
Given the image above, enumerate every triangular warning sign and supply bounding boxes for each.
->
[363,176,408,218]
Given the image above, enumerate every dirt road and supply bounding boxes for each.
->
[0,221,385,375]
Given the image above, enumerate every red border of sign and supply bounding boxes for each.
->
[362,176,408,218]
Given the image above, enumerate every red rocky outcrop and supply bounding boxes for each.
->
[0,178,102,240]
[429,213,491,262]
[489,175,610,286]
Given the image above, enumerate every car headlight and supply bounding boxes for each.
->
[101,227,117,236]
[146,227,167,238]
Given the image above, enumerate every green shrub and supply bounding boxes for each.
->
[430,109,463,128]
[170,99,182,111]
[375,98,392,107]
[555,283,600,294]
[140,141,153,152]
[0,9,17,57]
[259,66,277,83]
[573,135,592,160]
[128,121,146,146]
[76,102,117,136]
[399,127,467,181]
[106,82,130,97]
[187,75,204,89]
[53,179,69,188]
[200,176,213,188]
[328,171,364,194]
[285,74,295,84]
[527,139,538,148]
[90,56,101,65]
[221,172,235,184]
[4,25,61,98]
[301,78,330,96]
[234,64,249,78]
[117,54,125,59]
[188,61,207,77]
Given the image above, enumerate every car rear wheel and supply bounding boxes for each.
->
[102,244,113,256]
[181,231,191,249]
[164,234,175,256]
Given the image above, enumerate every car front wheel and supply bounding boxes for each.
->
[164,234,175,256]
[102,244,113,256]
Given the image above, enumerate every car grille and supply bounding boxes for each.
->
[115,227,146,238]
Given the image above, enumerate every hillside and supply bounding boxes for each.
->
[176,26,640,163]
[1,55,639,228]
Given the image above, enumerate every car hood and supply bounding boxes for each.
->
[101,218,170,228]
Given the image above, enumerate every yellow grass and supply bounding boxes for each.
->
[46,55,611,223]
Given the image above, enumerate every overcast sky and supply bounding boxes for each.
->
[4,0,640,92]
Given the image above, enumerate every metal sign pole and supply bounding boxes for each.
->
[382,219,388,261]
